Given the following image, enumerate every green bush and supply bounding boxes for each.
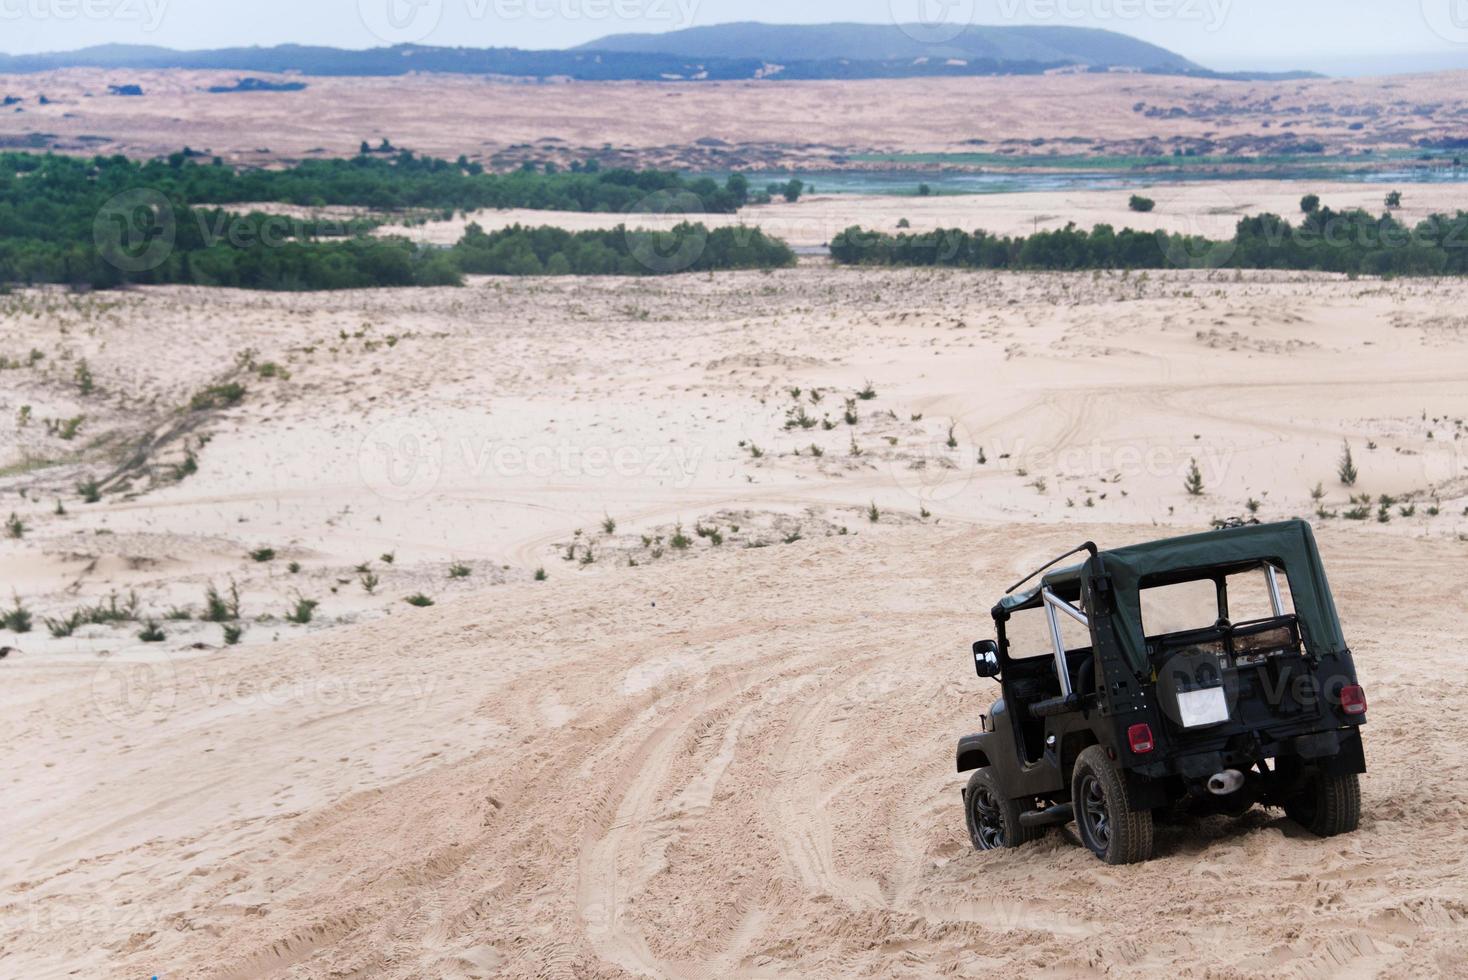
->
[191,383,246,411]
[830,202,1468,277]
[450,222,794,277]
[0,151,757,291]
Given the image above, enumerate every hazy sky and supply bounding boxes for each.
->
[5,0,1468,75]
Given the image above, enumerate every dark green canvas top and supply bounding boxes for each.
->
[994,521,1346,675]
[1091,520,1346,673]
[997,561,1085,615]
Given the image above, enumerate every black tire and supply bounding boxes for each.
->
[964,769,1042,851]
[1285,771,1361,837]
[1071,746,1154,865]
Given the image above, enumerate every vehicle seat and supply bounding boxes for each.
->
[1075,654,1095,696]
[1028,655,1097,721]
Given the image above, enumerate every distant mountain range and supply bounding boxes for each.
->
[0,25,1315,82]
[577,22,1198,71]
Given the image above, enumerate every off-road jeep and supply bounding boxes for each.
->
[958,520,1367,864]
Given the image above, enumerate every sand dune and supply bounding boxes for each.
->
[2,262,1467,977]
[4,523,1467,977]
[5,68,1468,167]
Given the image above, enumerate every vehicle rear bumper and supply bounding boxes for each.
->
[1134,725,1366,781]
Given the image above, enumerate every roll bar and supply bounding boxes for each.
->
[1005,541,1098,595]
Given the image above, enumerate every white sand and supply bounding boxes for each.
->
[2,262,1467,977]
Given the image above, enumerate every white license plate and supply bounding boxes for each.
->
[1177,687,1230,728]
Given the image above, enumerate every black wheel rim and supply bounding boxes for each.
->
[972,786,1006,850]
[1079,774,1110,853]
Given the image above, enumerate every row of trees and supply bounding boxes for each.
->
[1,227,462,291]
[0,151,790,290]
[452,222,795,277]
[0,150,753,240]
[830,223,1210,270]
[831,205,1468,276]
[2,219,796,291]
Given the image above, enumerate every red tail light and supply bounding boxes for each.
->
[1127,723,1155,754]
[1341,685,1368,716]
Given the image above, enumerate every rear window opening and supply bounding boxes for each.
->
[1140,562,1296,639]
[1140,562,1304,671]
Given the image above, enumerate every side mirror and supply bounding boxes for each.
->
[973,640,1001,679]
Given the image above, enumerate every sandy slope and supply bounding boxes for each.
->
[2,262,1468,977]
[3,266,1465,662]
[3,523,1467,978]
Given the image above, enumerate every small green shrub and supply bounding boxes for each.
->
[285,595,319,624]
[190,382,246,412]
[2,595,31,633]
[202,581,242,622]
[56,416,84,441]
[1338,441,1358,487]
[1185,459,1204,496]
[45,609,83,637]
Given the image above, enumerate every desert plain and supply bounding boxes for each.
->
[2,71,1468,980]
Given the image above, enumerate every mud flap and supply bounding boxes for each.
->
[1316,729,1366,776]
